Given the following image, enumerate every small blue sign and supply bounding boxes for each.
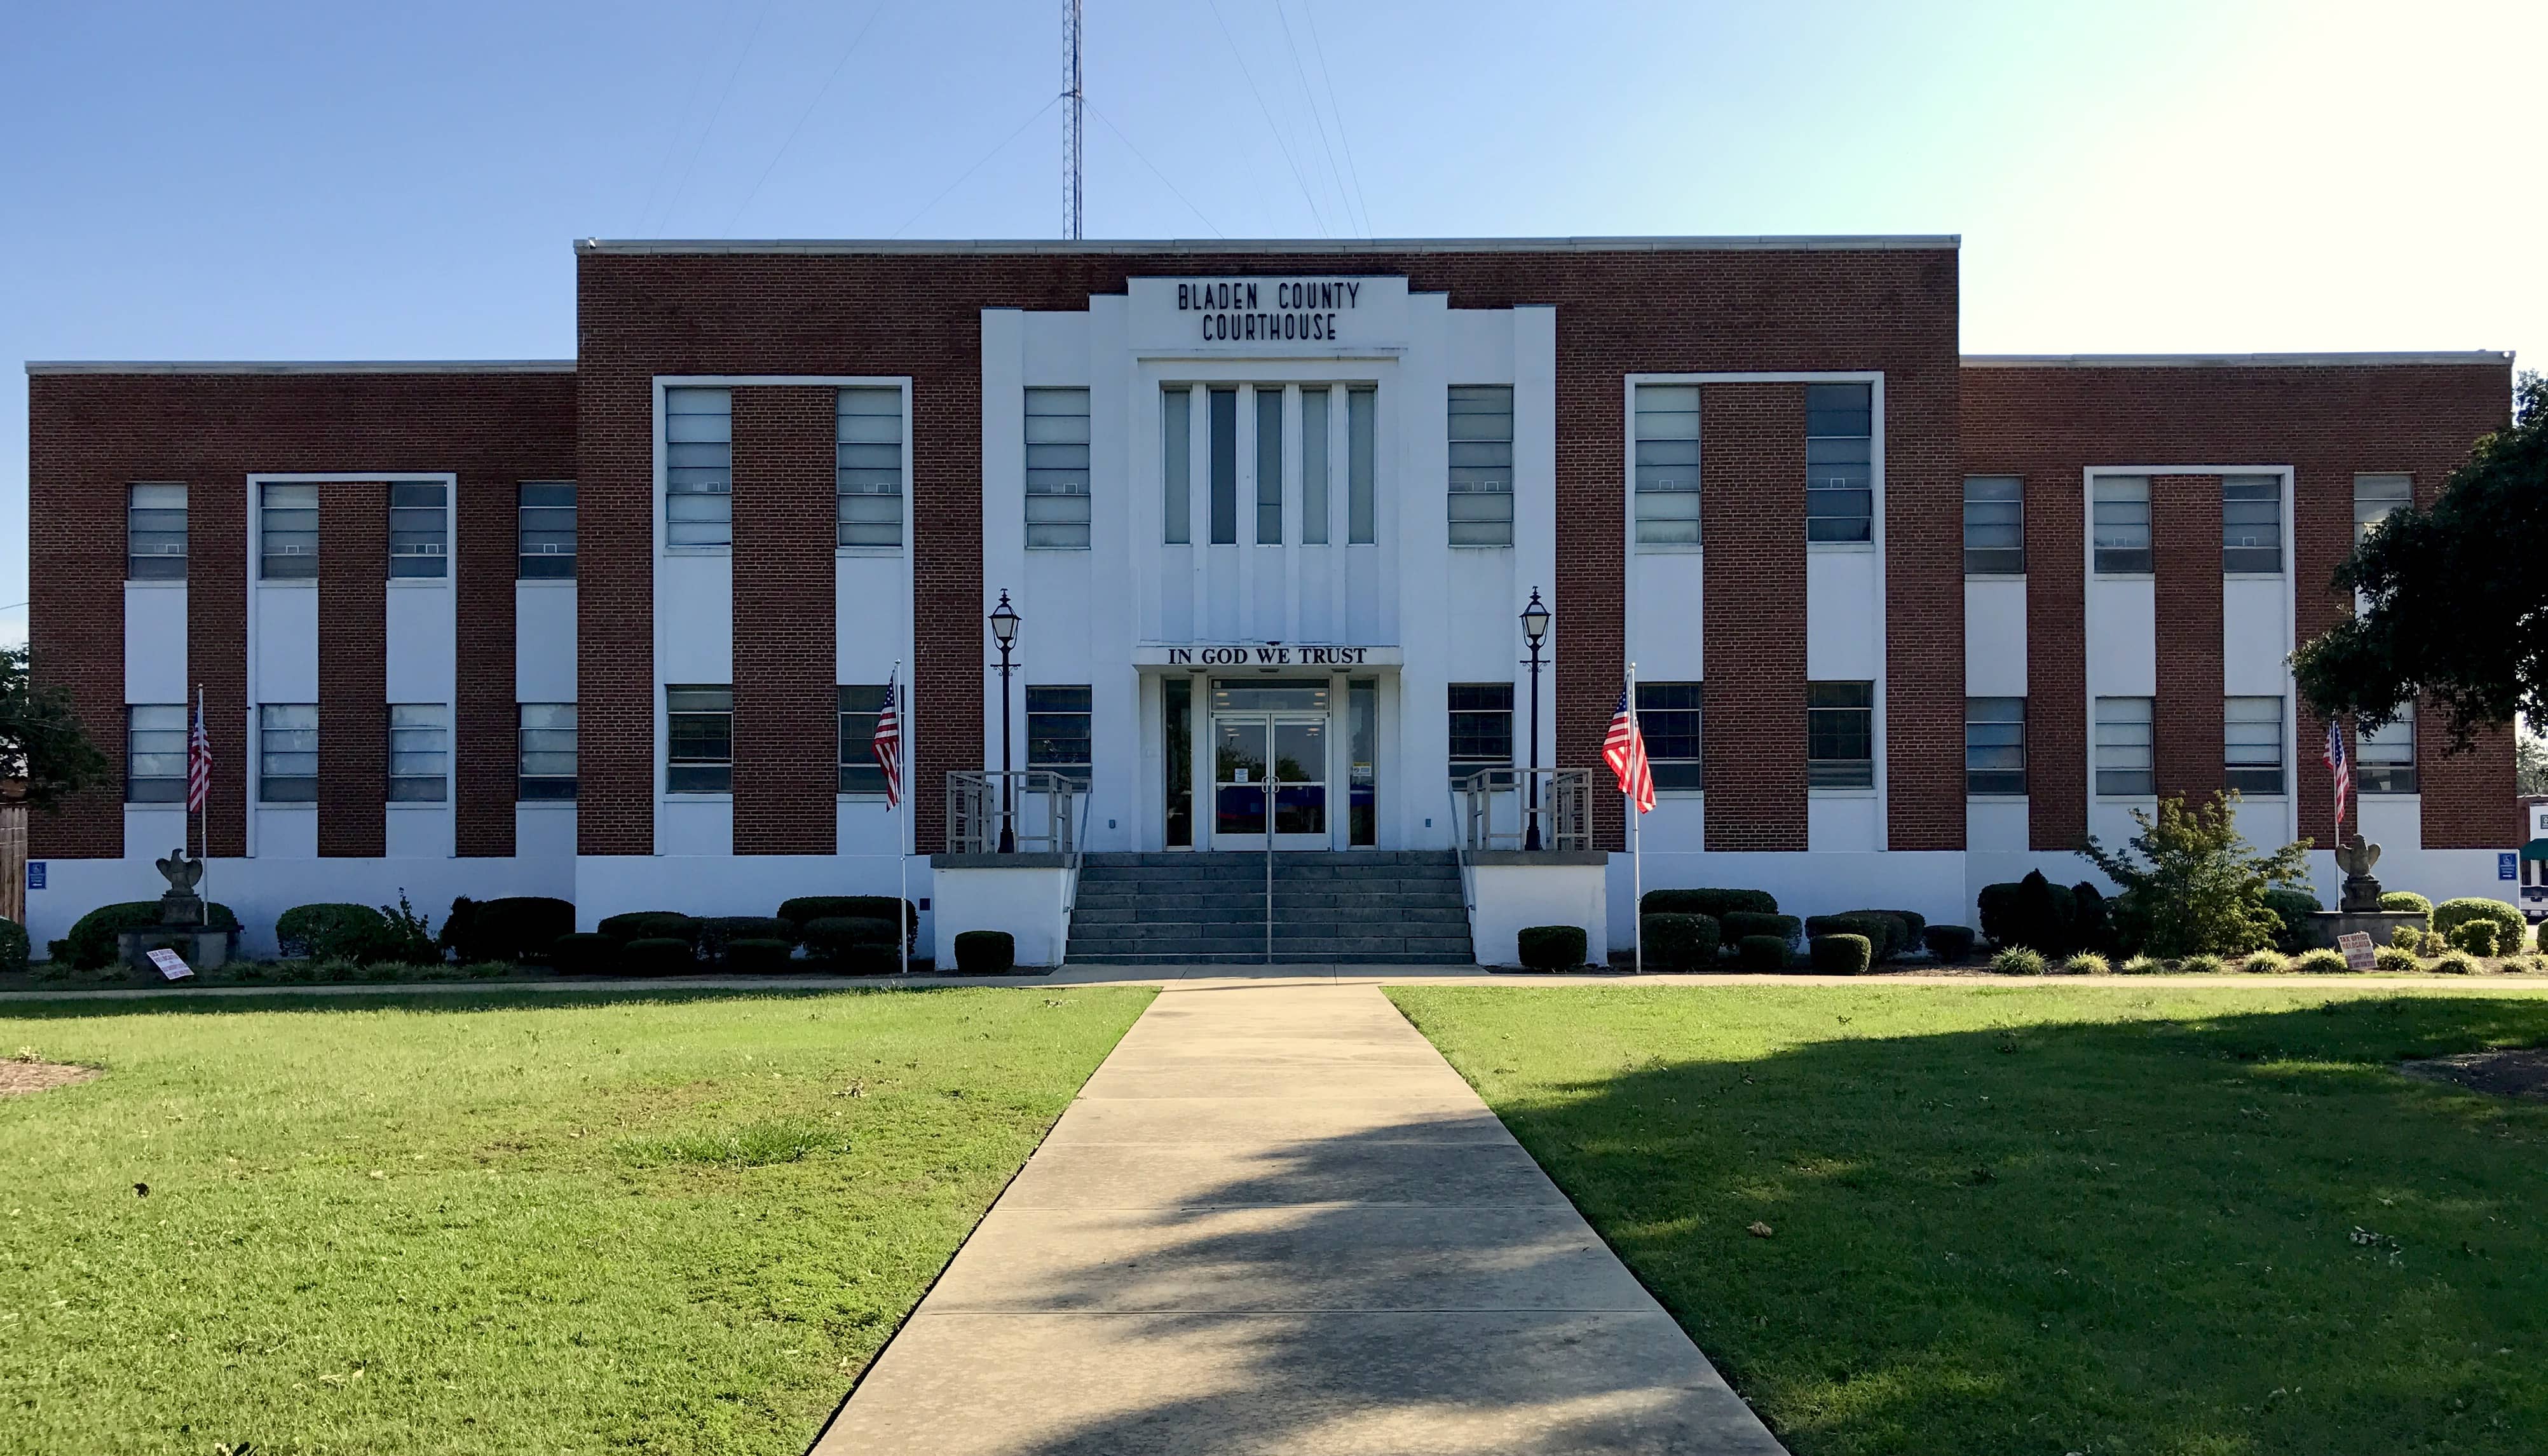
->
[25,861,44,891]
[2500,852,2518,880]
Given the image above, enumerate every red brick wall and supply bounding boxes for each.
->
[455,475,522,857]
[730,387,839,854]
[574,245,1963,853]
[317,482,388,857]
[24,369,575,859]
[2149,475,2225,798]
[1962,359,2511,851]
[1700,384,1808,851]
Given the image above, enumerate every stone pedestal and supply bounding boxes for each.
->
[2303,910,2423,953]
[119,924,236,972]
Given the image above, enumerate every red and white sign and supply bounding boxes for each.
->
[2338,932,2376,972]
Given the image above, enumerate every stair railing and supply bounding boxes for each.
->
[1060,783,1094,956]
[1447,781,1476,929]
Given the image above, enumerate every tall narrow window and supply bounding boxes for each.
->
[389,483,449,578]
[2354,473,2412,543]
[1300,387,1330,544]
[261,483,319,580]
[1965,697,2026,795]
[1253,386,1284,545]
[1163,676,1193,847]
[1633,384,1701,545]
[2092,475,2152,573]
[2358,704,2417,793]
[1347,386,1375,545]
[1804,383,1873,543]
[259,704,318,803]
[126,705,188,802]
[1026,686,1093,789]
[839,684,889,794]
[390,704,450,801]
[1025,387,1091,550]
[1636,681,1703,789]
[1163,386,1192,545]
[517,482,576,578]
[1963,475,2024,575]
[664,387,733,547]
[1447,683,1514,784]
[2224,697,2285,794]
[1807,681,1874,788]
[518,703,576,800]
[127,483,187,581]
[1447,385,1515,547]
[838,388,905,547]
[2094,697,2155,795]
[666,685,733,792]
[1208,387,1239,545]
[1348,677,1377,845]
[2223,475,2282,573]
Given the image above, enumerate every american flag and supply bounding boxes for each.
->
[870,670,903,809]
[186,696,212,813]
[1604,684,1654,815]
[2324,717,2349,833]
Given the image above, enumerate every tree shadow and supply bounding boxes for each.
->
[0,982,1011,1023]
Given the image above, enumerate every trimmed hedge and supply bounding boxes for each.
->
[2263,888,2322,954]
[2446,918,2505,956]
[1923,924,1978,961]
[1640,888,1776,919]
[1841,908,1928,958]
[441,896,575,963]
[1719,911,1801,946]
[0,918,25,977]
[622,937,698,976]
[2433,897,2522,946]
[705,915,794,943]
[550,932,615,974]
[597,912,702,946]
[778,897,919,949]
[954,930,1015,974]
[53,901,243,970]
[1808,913,1903,961]
[2379,891,2434,925]
[803,916,899,962]
[1640,913,1720,970]
[276,903,387,960]
[1977,871,2075,953]
[1809,933,1872,974]
[723,938,798,973]
[1734,934,1788,970]
[1516,925,1587,971]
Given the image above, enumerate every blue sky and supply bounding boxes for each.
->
[5,0,2540,646]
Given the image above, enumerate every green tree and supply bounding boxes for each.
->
[2520,730,2548,797]
[2080,792,2315,957]
[0,644,110,810]
[2292,371,2548,747]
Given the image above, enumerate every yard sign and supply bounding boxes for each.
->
[2337,932,2376,972]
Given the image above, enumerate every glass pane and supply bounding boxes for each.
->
[1208,388,1238,545]
[1215,719,1269,835]
[1347,388,1375,545]
[1254,386,1283,545]
[1164,387,1192,545]
[1210,680,1331,712]
[1349,679,1376,847]
[1164,676,1193,847]
[1300,388,1330,544]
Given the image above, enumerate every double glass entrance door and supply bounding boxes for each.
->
[1210,679,1329,850]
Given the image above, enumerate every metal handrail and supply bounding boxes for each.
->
[1447,782,1476,922]
[1457,767,1592,852]
[944,770,1079,855]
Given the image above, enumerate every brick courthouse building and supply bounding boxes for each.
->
[22,236,2517,958]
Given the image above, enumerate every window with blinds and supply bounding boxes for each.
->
[261,483,319,580]
[1633,385,1701,545]
[388,483,449,578]
[2223,475,2283,573]
[1447,385,1514,547]
[837,388,904,547]
[127,483,187,581]
[259,704,318,802]
[518,482,575,578]
[1804,383,1873,543]
[2358,703,2416,794]
[1963,476,2023,575]
[2092,476,2151,574]
[665,388,733,547]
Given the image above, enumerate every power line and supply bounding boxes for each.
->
[1203,0,1328,237]
[725,0,894,233]
[891,94,1065,239]
[1088,100,1225,237]
[633,1,728,234]
[655,0,775,233]
[1298,0,1374,238]
[1269,0,1358,236]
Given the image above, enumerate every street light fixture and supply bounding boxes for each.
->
[1520,588,1551,852]
[990,590,1021,853]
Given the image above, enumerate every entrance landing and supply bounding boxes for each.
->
[811,980,1785,1454]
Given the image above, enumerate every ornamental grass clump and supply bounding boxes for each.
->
[2239,950,2288,975]
[1990,946,2048,976]
[2374,944,2422,974]
[2118,954,2163,975]
[2060,952,2111,976]
[2434,949,2479,975]
[2290,948,2351,974]
[2178,953,2229,975]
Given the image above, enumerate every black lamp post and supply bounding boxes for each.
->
[1520,588,1551,852]
[989,590,1021,853]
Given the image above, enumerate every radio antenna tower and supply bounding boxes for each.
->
[1063,0,1084,240]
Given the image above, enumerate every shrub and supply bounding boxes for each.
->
[1734,934,1788,970]
[2062,952,2113,976]
[2434,949,2478,975]
[699,916,797,967]
[1989,946,2047,976]
[54,901,245,970]
[1640,913,1719,971]
[275,902,388,960]
[2538,921,2548,955]
[2083,793,2315,957]
[723,938,798,974]
[2392,924,2428,953]
[1516,925,1588,971]
[1808,913,1902,961]
[622,937,698,976]
[1978,873,2079,954]
[369,892,442,965]
[2434,898,2522,949]
[550,932,615,974]
[440,895,575,963]
[2374,944,2422,974]
[1923,924,1978,962]
[1720,911,1801,947]
[2291,948,2350,974]
[2445,919,2500,956]
[2118,954,2163,975]
[1851,908,1928,946]
[778,896,918,949]
[803,916,899,962]
[2263,887,2322,954]
[2069,883,2113,954]
[1641,888,1776,918]
[2379,891,2434,925]
[2239,950,2288,974]
[2179,953,2229,975]
[597,912,702,946]
[954,930,1016,974]
[1809,934,1872,974]
[0,918,26,977]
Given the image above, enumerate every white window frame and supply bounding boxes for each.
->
[2224,695,2286,796]
[388,702,451,803]
[652,376,915,559]
[1025,386,1093,550]
[2357,703,2417,795]
[127,482,188,583]
[2093,696,2155,798]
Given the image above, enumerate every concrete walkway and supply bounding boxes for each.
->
[811,979,1786,1455]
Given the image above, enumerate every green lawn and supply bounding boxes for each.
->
[1,986,1152,1453]
[1389,984,2548,1456]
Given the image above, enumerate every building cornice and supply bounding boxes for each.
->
[578,234,1961,257]
[24,360,575,376]
[1962,351,2511,369]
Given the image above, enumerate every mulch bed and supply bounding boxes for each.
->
[1,1059,102,1095]
[2398,1047,2548,1100]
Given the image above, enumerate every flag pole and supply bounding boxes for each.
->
[1628,660,1642,976]
[895,663,910,979]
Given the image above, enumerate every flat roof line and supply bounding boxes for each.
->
[578,234,1960,256]
[1963,351,2512,369]
[25,360,576,376]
